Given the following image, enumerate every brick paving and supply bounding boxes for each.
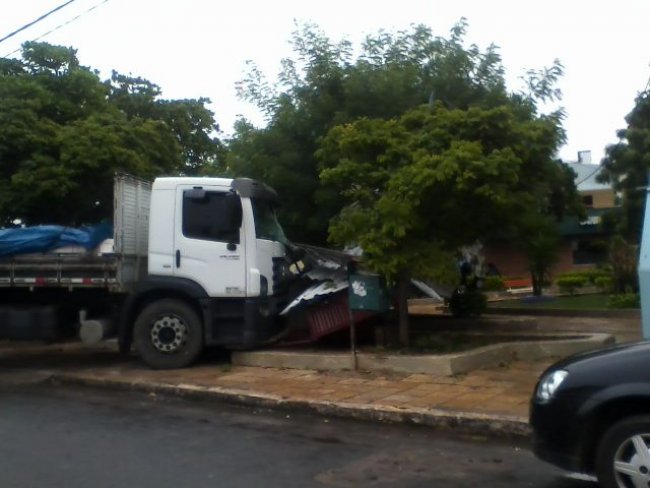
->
[0,312,641,429]
[0,341,550,420]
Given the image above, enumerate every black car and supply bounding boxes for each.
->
[530,341,650,488]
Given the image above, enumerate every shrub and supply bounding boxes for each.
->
[482,276,505,292]
[607,293,640,309]
[594,276,614,293]
[557,269,612,285]
[582,269,613,284]
[448,289,487,317]
[556,276,588,295]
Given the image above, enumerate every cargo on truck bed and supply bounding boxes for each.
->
[0,174,150,293]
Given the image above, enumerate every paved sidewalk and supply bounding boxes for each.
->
[0,313,641,438]
[0,340,551,438]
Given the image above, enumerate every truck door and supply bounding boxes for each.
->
[173,185,246,297]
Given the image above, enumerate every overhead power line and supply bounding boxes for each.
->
[0,0,78,46]
[574,162,604,188]
[2,0,110,59]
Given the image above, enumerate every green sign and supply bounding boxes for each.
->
[348,273,390,312]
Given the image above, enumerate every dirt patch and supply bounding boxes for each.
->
[367,332,586,355]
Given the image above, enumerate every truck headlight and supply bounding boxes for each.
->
[536,370,568,403]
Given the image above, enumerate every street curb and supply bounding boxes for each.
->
[49,373,531,439]
[484,308,640,319]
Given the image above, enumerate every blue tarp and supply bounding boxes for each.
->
[0,224,113,257]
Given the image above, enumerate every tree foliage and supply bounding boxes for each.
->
[0,42,223,226]
[598,89,650,240]
[318,103,574,282]
[229,20,516,243]
[517,213,560,296]
[608,235,639,293]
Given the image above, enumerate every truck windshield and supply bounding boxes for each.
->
[251,198,287,244]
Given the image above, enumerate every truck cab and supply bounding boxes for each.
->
[125,176,292,368]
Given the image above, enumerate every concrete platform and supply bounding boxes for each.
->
[232,332,614,375]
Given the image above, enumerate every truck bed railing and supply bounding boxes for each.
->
[0,254,120,288]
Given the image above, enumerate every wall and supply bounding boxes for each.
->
[483,240,597,280]
[482,246,529,278]
[583,189,616,209]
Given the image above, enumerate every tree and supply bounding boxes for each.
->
[108,72,225,175]
[318,101,574,344]
[598,89,650,241]
[507,156,582,296]
[517,214,560,296]
[229,21,512,244]
[608,235,639,294]
[0,42,224,226]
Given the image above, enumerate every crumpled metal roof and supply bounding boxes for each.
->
[280,277,349,315]
[281,243,447,316]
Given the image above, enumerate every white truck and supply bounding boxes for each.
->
[0,174,296,368]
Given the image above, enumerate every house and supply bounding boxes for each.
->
[557,151,618,269]
[483,150,618,280]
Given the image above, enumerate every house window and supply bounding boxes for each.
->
[572,239,607,265]
[582,195,594,208]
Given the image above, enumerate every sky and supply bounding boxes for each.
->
[1,0,649,164]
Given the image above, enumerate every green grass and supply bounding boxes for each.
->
[489,294,615,310]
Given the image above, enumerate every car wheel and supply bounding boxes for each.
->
[596,415,650,488]
[134,299,203,369]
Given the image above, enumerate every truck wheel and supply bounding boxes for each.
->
[596,415,650,488]
[133,299,203,369]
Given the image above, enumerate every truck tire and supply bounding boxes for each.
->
[595,415,650,488]
[133,299,203,369]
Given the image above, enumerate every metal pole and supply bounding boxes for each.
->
[348,301,357,371]
[639,185,650,339]
[347,262,359,371]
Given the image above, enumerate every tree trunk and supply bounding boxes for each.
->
[530,265,544,296]
[397,273,410,348]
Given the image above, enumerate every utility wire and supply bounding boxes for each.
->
[2,0,110,59]
[0,0,77,45]
[574,163,603,187]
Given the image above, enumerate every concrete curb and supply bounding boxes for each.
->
[233,332,613,376]
[484,307,640,319]
[49,373,531,439]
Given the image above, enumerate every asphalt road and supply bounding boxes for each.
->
[0,380,596,488]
